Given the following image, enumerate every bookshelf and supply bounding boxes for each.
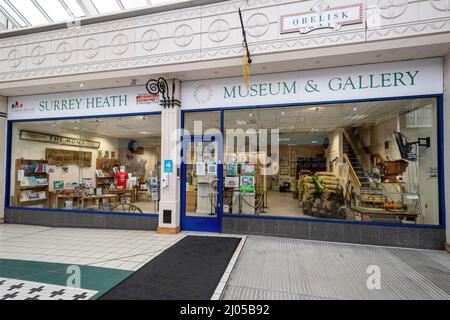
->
[13,159,50,208]
[96,158,120,192]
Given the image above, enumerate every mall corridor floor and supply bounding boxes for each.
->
[0,224,449,300]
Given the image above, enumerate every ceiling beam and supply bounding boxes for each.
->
[59,0,75,18]
[4,0,30,26]
[30,0,53,23]
[116,0,125,10]
[0,5,20,28]
[75,0,98,15]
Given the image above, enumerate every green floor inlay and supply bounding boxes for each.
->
[0,259,132,299]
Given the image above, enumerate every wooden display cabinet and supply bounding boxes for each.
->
[13,159,50,208]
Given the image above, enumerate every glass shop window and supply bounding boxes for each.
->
[10,115,161,215]
[222,98,440,226]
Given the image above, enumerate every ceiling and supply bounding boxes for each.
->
[15,114,162,141]
[185,97,436,144]
[0,0,186,30]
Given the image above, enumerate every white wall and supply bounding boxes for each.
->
[0,96,6,220]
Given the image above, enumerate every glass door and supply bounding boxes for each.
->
[181,134,223,232]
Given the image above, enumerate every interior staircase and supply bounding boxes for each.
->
[343,136,371,188]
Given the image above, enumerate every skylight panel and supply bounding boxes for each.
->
[90,0,121,14]
[35,0,72,22]
[0,0,28,27]
[62,0,86,18]
[9,0,49,26]
[119,0,148,10]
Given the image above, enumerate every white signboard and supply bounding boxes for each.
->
[182,58,443,110]
[8,86,160,120]
[280,1,364,34]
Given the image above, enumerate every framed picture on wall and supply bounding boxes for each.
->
[104,151,109,159]
[280,168,289,176]
[97,150,103,158]
[111,151,115,159]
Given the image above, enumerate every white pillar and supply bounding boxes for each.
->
[444,54,450,252]
[0,96,7,224]
[157,80,181,234]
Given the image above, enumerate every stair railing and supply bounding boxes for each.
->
[344,153,362,190]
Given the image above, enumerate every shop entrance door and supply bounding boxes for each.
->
[181,134,223,232]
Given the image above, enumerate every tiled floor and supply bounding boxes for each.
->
[0,224,186,271]
[2,224,449,301]
[0,224,244,300]
[222,236,450,300]
[0,277,97,300]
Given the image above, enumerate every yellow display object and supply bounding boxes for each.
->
[243,45,250,90]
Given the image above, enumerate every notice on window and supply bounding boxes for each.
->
[196,162,206,176]
[17,170,24,182]
[428,167,438,178]
[207,162,217,176]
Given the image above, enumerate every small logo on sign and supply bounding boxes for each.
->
[11,101,23,109]
[193,84,213,104]
[136,92,159,105]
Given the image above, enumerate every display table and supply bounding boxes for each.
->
[50,192,118,210]
[108,189,137,203]
[82,195,118,210]
[355,207,418,224]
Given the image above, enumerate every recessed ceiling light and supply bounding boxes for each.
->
[140,131,152,135]
[236,120,247,125]
[281,111,286,116]
[80,83,84,87]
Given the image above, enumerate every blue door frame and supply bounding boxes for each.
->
[180,134,223,233]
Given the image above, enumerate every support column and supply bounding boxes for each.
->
[157,80,181,234]
[444,54,450,252]
[0,96,7,224]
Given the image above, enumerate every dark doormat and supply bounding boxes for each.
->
[99,236,241,300]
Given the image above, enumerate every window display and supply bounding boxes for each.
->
[221,97,440,225]
[10,115,161,215]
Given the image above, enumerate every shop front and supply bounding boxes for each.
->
[5,86,163,230]
[179,57,446,249]
[3,57,447,249]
